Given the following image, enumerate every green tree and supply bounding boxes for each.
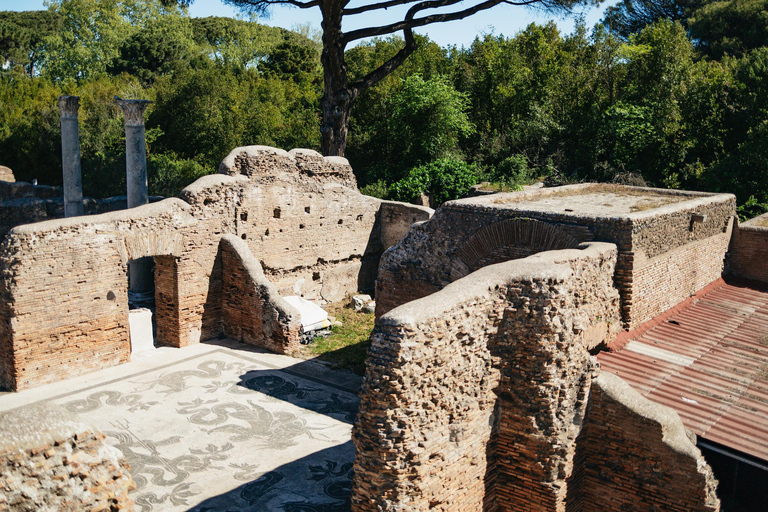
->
[171,0,594,156]
[39,0,183,81]
[190,16,288,69]
[109,12,196,83]
[389,158,478,206]
[260,39,321,84]
[389,74,473,177]
[0,10,62,76]
[688,0,768,58]
[602,0,703,38]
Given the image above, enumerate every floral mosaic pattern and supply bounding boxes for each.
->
[53,349,359,511]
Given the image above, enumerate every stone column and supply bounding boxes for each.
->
[115,97,152,208]
[58,96,83,217]
[116,98,154,301]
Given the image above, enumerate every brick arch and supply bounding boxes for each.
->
[450,218,580,280]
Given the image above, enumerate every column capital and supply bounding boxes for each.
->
[58,95,80,119]
[114,97,152,126]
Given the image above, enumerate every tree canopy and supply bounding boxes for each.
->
[172,0,599,156]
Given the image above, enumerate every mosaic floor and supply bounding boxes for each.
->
[0,341,361,512]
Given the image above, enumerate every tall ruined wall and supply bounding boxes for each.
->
[377,184,735,329]
[220,235,301,354]
[183,146,386,302]
[726,214,768,284]
[352,242,623,510]
[0,145,417,391]
[575,372,720,512]
[353,242,720,511]
[0,200,193,391]
[0,403,135,511]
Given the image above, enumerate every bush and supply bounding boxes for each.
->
[359,179,388,199]
[148,153,212,197]
[389,158,478,206]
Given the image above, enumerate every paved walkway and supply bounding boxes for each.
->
[0,339,362,512]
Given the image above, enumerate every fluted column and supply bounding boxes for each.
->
[116,97,154,301]
[58,96,83,217]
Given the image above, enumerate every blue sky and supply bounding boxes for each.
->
[6,0,618,48]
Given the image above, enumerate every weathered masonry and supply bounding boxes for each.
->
[0,146,430,391]
[352,243,720,511]
[376,183,735,329]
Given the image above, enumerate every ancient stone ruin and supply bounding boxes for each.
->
[0,145,429,391]
[1,147,767,511]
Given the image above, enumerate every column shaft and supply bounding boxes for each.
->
[58,96,83,217]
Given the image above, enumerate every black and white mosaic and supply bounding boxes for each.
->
[52,349,359,511]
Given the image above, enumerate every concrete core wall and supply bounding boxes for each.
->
[0,403,135,511]
[352,243,719,511]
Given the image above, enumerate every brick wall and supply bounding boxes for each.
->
[0,146,401,391]
[620,219,733,328]
[353,243,623,510]
[353,243,720,511]
[185,147,385,302]
[220,235,301,354]
[0,200,193,390]
[575,372,720,512]
[376,185,735,330]
[726,214,768,284]
[0,403,135,511]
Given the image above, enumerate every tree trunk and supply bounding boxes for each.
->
[321,81,353,157]
[319,4,355,157]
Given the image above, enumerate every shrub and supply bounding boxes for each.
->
[389,158,478,206]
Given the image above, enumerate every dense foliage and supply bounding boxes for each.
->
[1,0,768,214]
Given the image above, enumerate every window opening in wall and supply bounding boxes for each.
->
[273,208,281,218]
[305,206,311,213]
[240,212,248,221]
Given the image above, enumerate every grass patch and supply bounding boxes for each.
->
[299,301,375,375]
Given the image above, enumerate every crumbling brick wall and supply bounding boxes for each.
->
[0,403,135,511]
[726,214,768,284]
[0,199,193,391]
[352,242,624,510]
[0,145,421,391]
[0,166,14,183]
[220,234,301,354]
[573,372,720,512]
[184,146,387,302]
[376,184,735,329]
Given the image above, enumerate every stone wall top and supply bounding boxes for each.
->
[739,211,768,231]
[0,403,93,453]
[218,145,357,188]
[593,371,701,460]
[450,183,734,223]
[8,197,192,236]
[380,241,617,328]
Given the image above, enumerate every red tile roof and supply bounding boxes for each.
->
[598,280,768,461]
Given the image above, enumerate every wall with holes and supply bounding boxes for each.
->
[0,146,429,391]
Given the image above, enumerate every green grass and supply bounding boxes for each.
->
[299,302,375,375]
